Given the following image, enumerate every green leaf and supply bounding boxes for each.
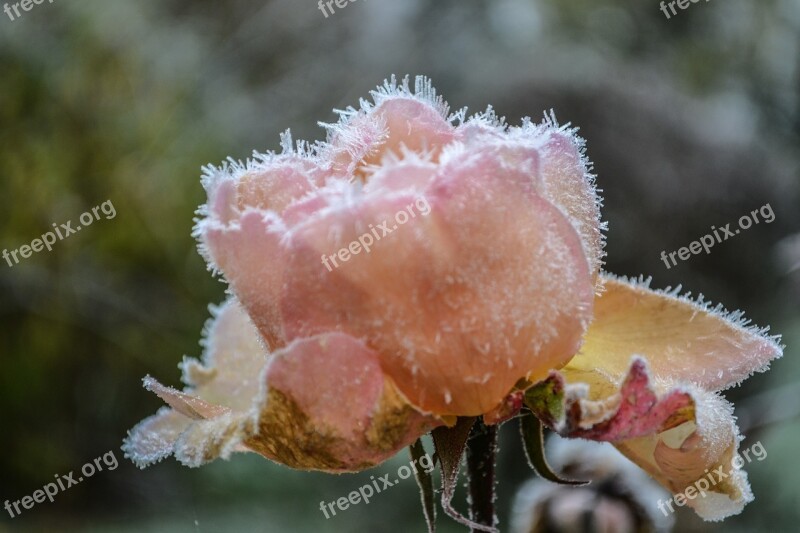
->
[523,373,565,428]
[519,411,588,486]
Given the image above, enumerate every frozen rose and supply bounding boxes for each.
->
[124,77,782,523]
[198,80,599,417]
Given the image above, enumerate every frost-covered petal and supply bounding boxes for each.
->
[525,358,754,521]
[568,274,783,392]
[232,162,316,216]
[124,298,439,472]
[323,76,456,177]
[360,97,455,166]
[616,390,753,521]
[200,211,289,350]
[144,376,232,420]
[538,129,604,280]
[245,332,440,471]
[459,116,605,280]
[455,112,506,145]
[122,408,192,467]
[201,152,330,226]
[280,145,594,416]
[362,153,438,195]
[124,299,267,468]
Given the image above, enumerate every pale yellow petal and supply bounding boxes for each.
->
[567,274,782,392]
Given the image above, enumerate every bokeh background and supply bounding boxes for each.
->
[1,0,798,531]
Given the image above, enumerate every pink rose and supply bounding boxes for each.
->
[125,77,782,524]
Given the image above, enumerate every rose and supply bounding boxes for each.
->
[124,76,782,523]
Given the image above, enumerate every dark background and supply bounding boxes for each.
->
[1,0,798,531]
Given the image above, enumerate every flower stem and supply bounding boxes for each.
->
[465,419,497,531]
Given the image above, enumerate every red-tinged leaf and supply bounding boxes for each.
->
[483,390,524,425]
[524,358,695,442]
[566,358,695,441]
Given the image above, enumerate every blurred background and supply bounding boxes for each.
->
[1,0,798,531]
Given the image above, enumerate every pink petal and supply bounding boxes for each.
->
[324,78,456,177]
[124,299,438,471]
[233,162,317,216]
[205,156,327,224]
[539,131,604,279]
[362,97,455,165]
[362,155,438,195]
[264,332,386,439]
[459,120,605,280]
[247,332,440,470]
[280,145,594,416]
[200,211,289,349]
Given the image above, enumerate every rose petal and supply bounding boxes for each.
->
[143,376,231,420]
[525,358,755,521]
[280,145,594,416]
[124,298,439,472]
[362,154,438,195]
[246,332,440,471]
[123,408,192,468]
[538,130,604,280]
[233,161,317,216]
[526,358,694,442]
[200,211,289,349]
[361,97,455,166]
[202,154,329,225]
[617,391,754,521]
[124,299,266,468]
[459,119,605,281]
[323,77,455,177]
[568,274,783,392]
